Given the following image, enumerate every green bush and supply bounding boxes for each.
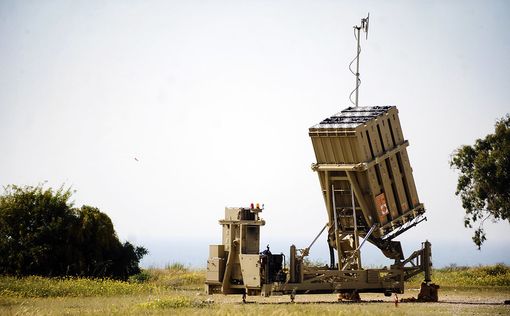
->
[0,184,147,280]
[129,270,152,283]
[480,263,509,276]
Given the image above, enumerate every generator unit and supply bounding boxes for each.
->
[206,205,286,295]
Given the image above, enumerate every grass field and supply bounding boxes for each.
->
[1,264,509,315]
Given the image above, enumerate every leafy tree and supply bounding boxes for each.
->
[0,185,76,276]
[450,114,510,249]
[0,184,147,279]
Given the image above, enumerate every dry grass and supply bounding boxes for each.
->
[0,264,509,315]
[143,263,205,290]
[1,293,509,316]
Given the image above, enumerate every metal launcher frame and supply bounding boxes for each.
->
[206,106,438,300]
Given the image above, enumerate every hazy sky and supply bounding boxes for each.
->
[1,0,509,268]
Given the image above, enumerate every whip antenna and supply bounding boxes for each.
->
[349,13,370,107]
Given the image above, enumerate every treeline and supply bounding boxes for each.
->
[0,184,147,280]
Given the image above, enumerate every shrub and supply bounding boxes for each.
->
[480,263,509,276]
[0,184,147,280]
[129,270,152,283]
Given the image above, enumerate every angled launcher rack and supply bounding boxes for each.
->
[309,106,426,268]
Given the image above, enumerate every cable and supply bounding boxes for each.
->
[349,27,361,106]
[348,28,358,76]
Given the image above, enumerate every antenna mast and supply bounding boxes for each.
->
[349,14,370,107]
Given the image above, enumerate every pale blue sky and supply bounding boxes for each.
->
[1,0,509,267]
